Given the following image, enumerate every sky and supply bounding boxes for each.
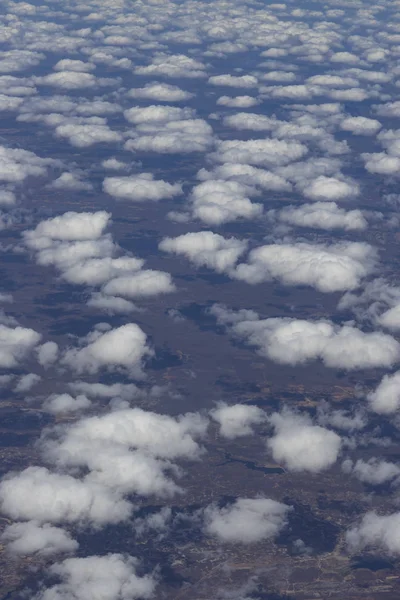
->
[1,0,400,597]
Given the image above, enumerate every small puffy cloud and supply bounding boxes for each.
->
[330,51,360,64]
[36,341,59,368]
[212,138,308,167]
[343,458,400,485]
[223,112,276,131]
[124,118,213,154]
[340,116,381,136]
[34,71,107,90]
[268,410,341,472]
[103,174,182,202]
[159,231,247,273]
[0,190,16,206]
[375,101,400,118]
[62,323,153,379]
[368,371,400,414]
[14,373,41,393]
[362,152,400,175]
[233,241,376,292]
[0,467,131,525]
[55,120,122,148]
[198,163,291,192]
[347,512,400,555]
[0,324,41,368]
[53,59,95,72]
[49,172,93,191]
[25,211,110,243]
[379,305,400,331]
[271,202,367,231]
[43,393,92,415]
[210,403,266,438]
[128,82,193,102]
[216,95,260,108]
[189,179,262,225]
[134,54,206,78]
[0,145,58,183]
[102,270,175,299]
[2,521,78,556]
[34,554,156,600]
[208,74,258,88]
[123,105,194,125]
[211,305,400,370]
[204,498,290,543]
[302,176,359,201]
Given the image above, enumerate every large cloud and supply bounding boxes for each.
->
[1,521,78,556]
[211,305,400,370]
[233,241,376,292]
[347,512,400,555]
[0,324,41,368]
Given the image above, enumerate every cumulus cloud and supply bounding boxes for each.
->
[159,231,247,272]
[103,174,182,202]
[367,371,400,414]
[128,82,193,102]
[43,393,92,415]
[208,74,258,88]
[134,54,206,78]
[302,176,359,201]
[211,305,400,370]
[267,410,341,472]
[0,324,41,368]
[39,407,208,498]
[232,241,376,293]
[340,116,381,136]
[36,341,59,368]
[189,179,262,225]
[210,403,266,438]
[204,498,290,543]
[342,458,400,486]
[216,95,260,108]
[211,138,308,167]
[347,512,400,555]
[2,521,78,556]
[0,467,132,525]
[270,202,367,231]
[62,323,153,379]
[33,554,156,600]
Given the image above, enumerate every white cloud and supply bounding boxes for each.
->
[0,324,41,368]
[43,393,92,415]
[159,231,247,273]
[134,54,206,78]
[271,202,367,231]
[34,554,156,600]
[233,241,376,292]
[211,305,400,370]
[212,138,307,167]
[62,323,153,379]
[340,116,381,136]
[343,458,400,485]
[267,410,341,472]
[189,179,262,225]
[347,512,400,555]
[210,403,266,438]
[36,341,59,368]
[204,498,290,543]
[102,270,175,299]
[103,174,182,202]
[14,373,41,393]
[216,95,260,108]
[2,521,78,556]
[128,82,193,102]
[302,176,359,201]
[0,467,132,525]
[208,74,258,88]
[25,211,110,243]
[368,371,400,414]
